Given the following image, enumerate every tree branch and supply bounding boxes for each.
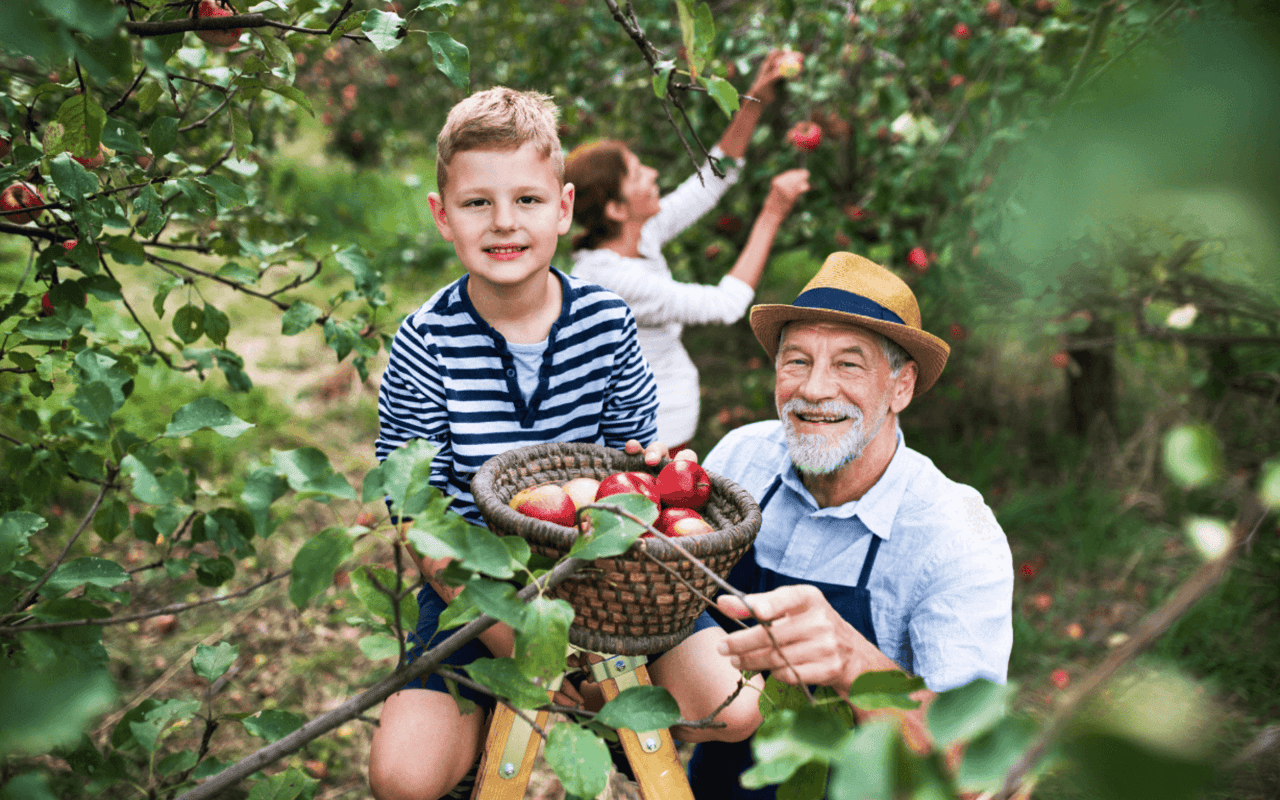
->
[176,556,590,800]
[123,15,369,42]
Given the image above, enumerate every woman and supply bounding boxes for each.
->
[567,50,811,449]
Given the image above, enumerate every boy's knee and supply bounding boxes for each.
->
[369,760,464,800]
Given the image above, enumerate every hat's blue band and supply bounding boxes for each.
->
[792,287,906,326]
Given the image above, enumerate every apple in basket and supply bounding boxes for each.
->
[594,471,660,505]
[652,506,713,538]
[561,476,601,509]
[656,459,712,509]
[511,483,578,528]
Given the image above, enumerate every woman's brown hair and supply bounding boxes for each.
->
[564,140,630,252]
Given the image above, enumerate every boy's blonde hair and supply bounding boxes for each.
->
[436,87,564,194]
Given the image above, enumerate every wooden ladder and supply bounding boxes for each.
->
[471,649,694,800]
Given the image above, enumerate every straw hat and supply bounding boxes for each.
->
[749,251,951,395]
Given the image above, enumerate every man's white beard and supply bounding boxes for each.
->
[779,398,885,475]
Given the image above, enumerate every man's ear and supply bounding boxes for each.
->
[889,361,917,414]
[427,192,454,242]
[558,182,575,235]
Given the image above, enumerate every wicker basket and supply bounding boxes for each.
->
[471,442,760,655]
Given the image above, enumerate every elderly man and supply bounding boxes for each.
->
[686,252,1014,798]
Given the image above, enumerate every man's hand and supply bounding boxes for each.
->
[715,584,875,691]
[624,439,697,468]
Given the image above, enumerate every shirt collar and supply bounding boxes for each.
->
[779,424,912,541]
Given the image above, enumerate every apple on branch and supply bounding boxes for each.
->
[195,0,243,48]
[1,182,45,225]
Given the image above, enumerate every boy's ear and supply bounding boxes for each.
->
[558,182,575,235]
[427,192,454,241]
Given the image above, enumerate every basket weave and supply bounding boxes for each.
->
[471,442,760,655]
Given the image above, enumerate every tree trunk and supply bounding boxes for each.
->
[1067,319,1117,436]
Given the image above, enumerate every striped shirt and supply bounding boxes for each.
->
[375,268,660,526]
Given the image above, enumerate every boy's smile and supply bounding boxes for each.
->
[428,142,574,296]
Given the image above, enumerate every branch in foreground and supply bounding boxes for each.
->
[176,556,589,800]
[993,511,1257,799]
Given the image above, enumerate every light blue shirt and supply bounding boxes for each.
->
[703,420,1014,692]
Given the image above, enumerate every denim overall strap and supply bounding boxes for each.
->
[688,469,882,800]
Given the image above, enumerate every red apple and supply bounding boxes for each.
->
[561,477,601,510]
[195,0,242,48]
[1049,668,1070,690]
[41,293,55,317]
[984,0,1002,18]
[668,516,714,537]
[0,137,10,159]
[787,121,822,152]
[1,182,44,225]
[71,144,106,170]
[1052,352,1070,369]
[656,460,712,510]
[777,51,804,79]
[714,214,742,235]
[952,22,971,40]
[654,507,705,537]
[704,243,722,260]
[907,246,930,274]
[594,471,660,506]
[514,484,578,528]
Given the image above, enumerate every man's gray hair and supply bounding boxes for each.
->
[778,322,911,376]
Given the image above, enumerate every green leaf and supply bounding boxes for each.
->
[334,245,382,299]
[157,749,198,776]
[846,669,925,711]
[571,493,657,560]
[202,302,230,345]
[1161,424,1222,489]
[705,75,740,119]
[148,116,178,160]
[927,679,1012,749]
[172,303,204,344]
[133,183,167,238]
[242,710,307,743]
[828,717,898,800]
[1257,459,1279,509]
[544,724,611,798]
[164,397,253,439]
[0,663,115,757]
[48,154,99,202]
[289,528,353,609]
[55,95,106,160]
[956,715,1038,792]
[271,448,356,500]
[0,512,46,573]
[0,773,56,800]
[358,633,401,661]
[426,31,469,90]
[46,557,128,594]
[193,642,239,682]
[195,174,248,212]
[408,513,515,579]
[652,60,676,99]
[595,686,682,731]
[69,380,115,425]
[464,658,550,709]
[260,79,314,117]
[460,577,524,628]
[281,300,323,336]
[514,595,573,684]
[350,566,418,629]
[362,438,439,515]
[779,760,828,800]
[245,766,315,800]
[674,0,699,80]
[362,10,404,51]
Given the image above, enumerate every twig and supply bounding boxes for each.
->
[432,666,549,740]
[1078,0,1183,93]
[584,502,815,704]
[1054,1,1116,107]
[12,463,119,613]
[123,15,369,41]
[0,571,288,633]
[176,556,590,800]
[993,512,1255,799]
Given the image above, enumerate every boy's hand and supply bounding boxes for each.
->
[624,439,698,467]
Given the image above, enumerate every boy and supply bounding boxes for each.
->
[368,88,761,800]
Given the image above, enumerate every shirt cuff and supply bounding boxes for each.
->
[719,273,755,300]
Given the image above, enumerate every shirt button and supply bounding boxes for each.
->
[506,369,515,377]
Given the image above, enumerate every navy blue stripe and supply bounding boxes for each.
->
[793,287,905,325]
